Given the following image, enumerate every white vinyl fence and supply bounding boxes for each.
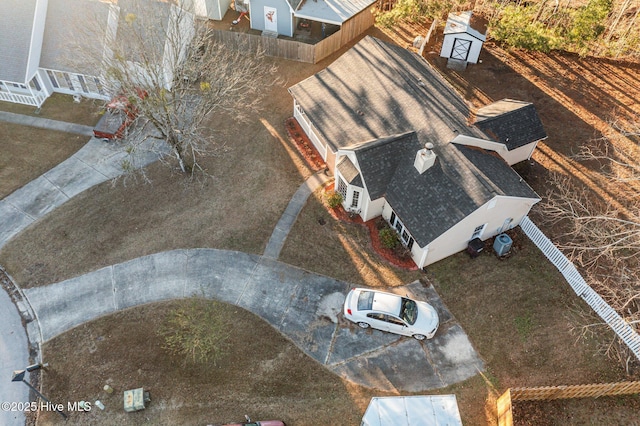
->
[519,216,640,361]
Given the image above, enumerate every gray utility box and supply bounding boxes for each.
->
[493,234,513,257]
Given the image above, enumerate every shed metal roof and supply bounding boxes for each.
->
[294,0,377,25]
[443,11,487,41]
[362,395,463,426]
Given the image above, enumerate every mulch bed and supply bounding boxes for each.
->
[283,117,417,270]
[323,184,418,271]
[284,117,326,171]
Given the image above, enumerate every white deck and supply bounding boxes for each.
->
[294,0,376,25]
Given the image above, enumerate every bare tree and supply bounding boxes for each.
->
[71,1,279,177]
[540,115,640,369]
[541,173,640,269]
[575,115,640,183]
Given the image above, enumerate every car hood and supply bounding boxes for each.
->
[415,302,439,331]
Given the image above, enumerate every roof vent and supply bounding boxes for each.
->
[414,142,436,174]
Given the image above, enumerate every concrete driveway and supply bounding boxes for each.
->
[23,249,484,392]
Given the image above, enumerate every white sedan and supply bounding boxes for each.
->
[343,288,439,340]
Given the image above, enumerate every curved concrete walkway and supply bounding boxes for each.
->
[263,171,331,259]
[0,137,162,247]
[0,114,163,426]
[24,249,483,392]
[1,112,483,424]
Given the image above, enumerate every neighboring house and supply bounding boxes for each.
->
[0,0,193,108]
[0,0,115,107]
[247,0,375,38]
[183,0,232,21]
[289,36,546,268]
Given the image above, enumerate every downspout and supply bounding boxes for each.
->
[419,246,429,269]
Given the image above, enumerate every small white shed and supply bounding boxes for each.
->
[361,395,463,426]
[440,11,487,69]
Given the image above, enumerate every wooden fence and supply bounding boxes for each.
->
[519,216,640,361]
[210,8,375,63]
[497,381,640,426]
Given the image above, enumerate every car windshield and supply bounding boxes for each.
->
[400,298,418,325]
[357,291,374,310]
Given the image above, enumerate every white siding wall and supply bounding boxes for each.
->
[453,135,539,165]
[26,0,49,81]
[363,197,384,221]
[294,100,328,161]
[418,195,539,267]
[503,142,538,165]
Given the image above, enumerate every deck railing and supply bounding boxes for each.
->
[519,216,640,360]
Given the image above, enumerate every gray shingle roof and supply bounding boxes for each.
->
[0,0,38,82]
[337,156,363,187]
[353,134,539,246]
[289,36,540,246]
[349,132,418,199]
[289,36,487,151]
[40,0,113,75]
[475,99,547,150]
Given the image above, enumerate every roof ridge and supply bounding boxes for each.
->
[343,130,417,151]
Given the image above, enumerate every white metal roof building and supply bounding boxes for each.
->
[361,395,464,426]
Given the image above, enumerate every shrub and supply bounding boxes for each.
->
[394,244,412,260]
[326,191,343,209]
[158,298,229,366]
[491,5,560,52]
[567,0,612,45]
[379,228,399,249]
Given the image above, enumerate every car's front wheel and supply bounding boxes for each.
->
[413,334,426,340]
[357,322,370,329]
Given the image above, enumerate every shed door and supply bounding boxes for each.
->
[451,38,471,61]
[264,6,278,33]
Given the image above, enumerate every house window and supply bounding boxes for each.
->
[401,229,414,250]
[471,224,486,240]
[389,209,414,249]
[30,76,41,91]
[63,73,74,91]
[47,70,59,88]
[94,78,105,95]
[351,190,360,208]
[77,75,88,93]
[337,177,347,202]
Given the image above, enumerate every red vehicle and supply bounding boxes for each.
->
[222,415,285,426]
[93,90,146,140]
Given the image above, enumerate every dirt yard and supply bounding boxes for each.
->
[2,20,640,426]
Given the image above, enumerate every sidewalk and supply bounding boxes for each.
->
[0,111,94,136]
[263,171,331,259]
